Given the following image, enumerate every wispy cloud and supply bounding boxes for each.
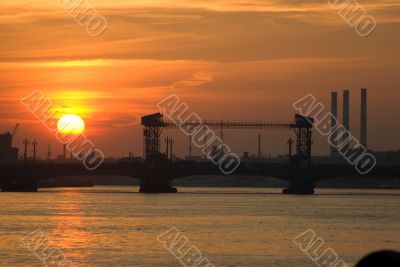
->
[1,2,400,63]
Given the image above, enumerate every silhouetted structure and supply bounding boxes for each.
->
[287,137,293,161]
[3,106,395,194]
[47,144,51,160]
[0,133,18,163]
[360,88,368,149]
[1,159,398,193]
[142,113,313,163]
[188,134,192,158]
[23,138,29,164]
[142,113,164,159]
[343,90,350,152]
[141,112,315,194]
[63,144,67,159]
[32,139,38,162]
[330,91,338,157]
[0,125,19,164]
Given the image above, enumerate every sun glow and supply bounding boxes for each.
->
[57,114,85,135]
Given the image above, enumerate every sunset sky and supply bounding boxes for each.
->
[1,0,399,158]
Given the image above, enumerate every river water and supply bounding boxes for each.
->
[0,187,399,266]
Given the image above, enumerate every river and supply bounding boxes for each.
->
[1,187,399,266]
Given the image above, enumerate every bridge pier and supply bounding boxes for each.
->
[282,180,314,195]
[139,178,177,193]
[1,179,38,192]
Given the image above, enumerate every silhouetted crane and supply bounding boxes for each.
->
[23,138,29,164]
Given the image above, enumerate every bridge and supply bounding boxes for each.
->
[1,113,398,194]
[139,112,315,193]
[0,160,398,194]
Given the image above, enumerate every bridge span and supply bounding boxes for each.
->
[1,161,397,194]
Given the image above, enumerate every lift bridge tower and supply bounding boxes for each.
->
[293,114,314,164]
[142,113,166,160]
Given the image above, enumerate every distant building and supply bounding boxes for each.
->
[0,133,18,163]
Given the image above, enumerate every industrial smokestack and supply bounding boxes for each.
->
[360,88,367,149]
[342,90,350,151]
[330,91,338,157]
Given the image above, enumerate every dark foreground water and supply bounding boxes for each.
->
[0,187,399,266]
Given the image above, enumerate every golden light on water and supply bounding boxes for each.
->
[57,114,85,135]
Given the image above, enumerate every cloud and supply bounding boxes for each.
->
[172,72,214,89]
[1,2,400,63]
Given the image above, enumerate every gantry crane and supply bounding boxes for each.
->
[141,113,314,163]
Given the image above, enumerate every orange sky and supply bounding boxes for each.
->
[1,0,400,158]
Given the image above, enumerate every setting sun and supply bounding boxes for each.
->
[57,114,85,135]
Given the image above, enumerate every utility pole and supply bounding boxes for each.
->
[32,139,38,162]
[23,139,29,164]
[220,119,224,142]
[258,133,261,158]
[169,138,174,160]
[203,120,207,158]
[220,119,224,154]
[63,144,67,159]
[188,130,192,159]
[47,144,51,160]
[287,138,293,162]
[165,137,169,159]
